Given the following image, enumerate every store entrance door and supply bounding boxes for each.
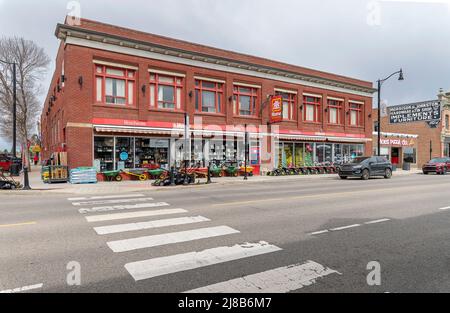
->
[391,147,400,165]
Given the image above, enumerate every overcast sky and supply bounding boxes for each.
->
[1,0,450,150]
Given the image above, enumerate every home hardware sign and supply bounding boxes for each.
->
[389,101,441,124]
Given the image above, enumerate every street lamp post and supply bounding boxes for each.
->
[377,69,404,156]
[0,60,17,156]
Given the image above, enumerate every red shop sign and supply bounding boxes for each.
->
[270,96,283,124]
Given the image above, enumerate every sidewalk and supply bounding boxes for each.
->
[2,165,422,196]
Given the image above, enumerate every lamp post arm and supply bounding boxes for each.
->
[379,70,402,87]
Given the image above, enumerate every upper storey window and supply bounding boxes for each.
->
[303,95,321,122]
[195,79,224,114]
[149,71,184,110]
[95,65,136,106]
[233,85,259,117]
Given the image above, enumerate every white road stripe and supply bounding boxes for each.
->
[125,241,281,281]
[330,224,361,231]
[364,219,391,225]
[72,197,154,206]
[68,194,145,201]
[309,230,329,236]
[186,260,340,293]
[108,226,240,253]
[0,283,43,293]
[86,209,187,223]
[78,202,169,214]
[94,216,210,235]
[438,206,450,211]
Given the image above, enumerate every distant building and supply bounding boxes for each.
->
[373,89,450,168]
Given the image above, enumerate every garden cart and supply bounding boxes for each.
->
[102,170,123,182]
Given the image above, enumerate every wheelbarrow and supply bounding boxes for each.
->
[102,170,123,182]
[223,165,237,177]
[209,165,224,177]
[239,165,254,176]
[121,169,148,181]
[147,168,167,179]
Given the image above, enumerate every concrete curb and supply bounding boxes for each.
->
[0,170,422,196]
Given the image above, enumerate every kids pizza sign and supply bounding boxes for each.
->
[270,96,283,123]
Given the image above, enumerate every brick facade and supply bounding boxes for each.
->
[373,91,450,168]
[41,18,375,171]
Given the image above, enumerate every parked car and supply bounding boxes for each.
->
[422,157,450,175]
[338,156,393,180]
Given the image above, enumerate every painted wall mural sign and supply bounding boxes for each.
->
[389,101,441,125]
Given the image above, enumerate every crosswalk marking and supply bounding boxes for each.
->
[94,216,211,235]
[68,194,145,201]
[185,260,340,293]
[108,226,240,253]
[0,283,44,293]
[72,197,154,206]
[85,209,187,223]
[78,202,170,214]
[125,241,282,281]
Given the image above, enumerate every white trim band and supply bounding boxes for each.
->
[327,96,344,101]
[233,82,261,89]
[349,100,365,105]
[303,93,323,98]
[93,60,138,70]
[194,76,226,84]
[148,69,186,77]
[274,88,298,95]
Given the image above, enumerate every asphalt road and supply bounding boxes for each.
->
[0,173,449,293]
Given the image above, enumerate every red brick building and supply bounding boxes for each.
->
[373,89,450,168]
[41,17,376,174]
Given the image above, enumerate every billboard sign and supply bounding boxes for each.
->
[389,101,441,125]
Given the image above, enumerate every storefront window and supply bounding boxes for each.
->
[135,138,169,169]
[315,144,325,163]
[94,137,114,172]
[349,144,364,159]
[115,137,134,170]
[334,144,343,164]
[294,143,304,167]
[324,144,333,163]
[284,143,294,167]
[304,143,314,165]
[403,147,416,163]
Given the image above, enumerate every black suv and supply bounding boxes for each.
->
[338,156,393,180]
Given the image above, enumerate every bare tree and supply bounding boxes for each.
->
[0,37,50,148]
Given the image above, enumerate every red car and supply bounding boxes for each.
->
[422,157,450,175]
